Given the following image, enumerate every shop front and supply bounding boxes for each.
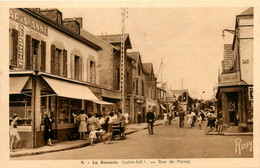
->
[9,72,106,148]
[217,84,253,132]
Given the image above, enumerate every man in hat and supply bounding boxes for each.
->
[146,109,155,135]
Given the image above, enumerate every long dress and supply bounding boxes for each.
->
[44,116,54,140]
[163,113,168,124]
[77,114,87,133]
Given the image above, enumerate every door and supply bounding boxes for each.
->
[142,107,146,122]
[229,111,236,126]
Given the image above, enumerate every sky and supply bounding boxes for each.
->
[61,7,248,100]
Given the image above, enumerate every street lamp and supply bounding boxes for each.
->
[222,29,235,38]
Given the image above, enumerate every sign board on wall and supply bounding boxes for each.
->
[9,9,48,36]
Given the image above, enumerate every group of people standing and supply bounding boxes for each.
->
[163,111,174,125]
[178,108,224,134]
[75,109,129,145]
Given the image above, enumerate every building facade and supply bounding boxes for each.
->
[9,8,108,148]
[216,7,253,132]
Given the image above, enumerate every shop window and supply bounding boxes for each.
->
[9,94,32,126]
[58,97,69,124]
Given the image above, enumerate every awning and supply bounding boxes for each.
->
[42,76,99,101]
[10,76,30,94]
[92,100,114,105]
[160,104,166,110]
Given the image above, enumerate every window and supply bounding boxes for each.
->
[138,64,141,76]
[90,61,95,83]
[116,67,120,90]
[136,79,138,95]
[50,45,67,77]
[75,56,80,80]
[142,80,144,96]
[9,94,32,126]
[9,29,18,67]
[32,39,40,70]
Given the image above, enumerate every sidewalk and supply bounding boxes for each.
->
[10,119,164,158]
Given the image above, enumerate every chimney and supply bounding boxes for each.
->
[40,8,63,25]
[63,17,83,28]
[63,18,80,35]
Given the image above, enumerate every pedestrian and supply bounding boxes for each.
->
[197,114,202,129]
[104,111,116,144]
[168,111,172,125]
[137,111,142,125]
[76,110,88,140]
[191,111,196,127]
[44,111,54,146]
[179,109,185,128]
[207,111,216,132]
[217,111,224,134]
[163,112,168,125]
[200,110,205,122]
[123,111,129,124]
[186,112,192,129]
[10,114,21,151]
[87,113,102,145]
[146,109,155,135]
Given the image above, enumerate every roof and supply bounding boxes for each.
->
[80,29,119,51]
[142,63,153,75]
[240,7,254,15]
[97,34,132,49]
[127,51,140,61]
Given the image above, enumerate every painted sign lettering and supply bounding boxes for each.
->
[10,9,48,36]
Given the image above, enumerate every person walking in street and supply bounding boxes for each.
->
[76,110,88,140]
[217,111,224,134]
[197,114,202,129]
[146,109,155,135]
[10,114,21,151]
[187,112,193,129]
[191,110,196,127]
[168,111,172,125]
[137,111,142,125]
[163,112,168,125]
[179,109,185,128]
[44,111,54,146]
[87,113,102,145]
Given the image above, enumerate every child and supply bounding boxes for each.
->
[187,113,192,129]
[197,115,202,129]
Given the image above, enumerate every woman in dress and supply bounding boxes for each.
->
[10,115,21,151]
[163,112,168,125]
[76,110,88,140]
[44,112,54,146]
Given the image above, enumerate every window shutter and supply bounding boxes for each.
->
[79,57,82,81]
[94,62,96,84]
[50,44,56,74]
[12,29,18,66]
[25,34,32,70]
[63,50,67,77]
[40,40,46,72]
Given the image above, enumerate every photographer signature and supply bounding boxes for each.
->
[234,138,253,155]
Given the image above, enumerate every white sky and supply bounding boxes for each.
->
[61,7,248,100]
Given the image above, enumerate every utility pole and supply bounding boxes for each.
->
[120,8,128,113]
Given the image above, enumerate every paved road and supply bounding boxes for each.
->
[14,119,253,159]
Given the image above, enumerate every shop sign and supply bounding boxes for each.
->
[166,97,175,102]
[18,24,24,68]
[249,87,253,100]
[221,72,240,83]
[102,89,121,99]
[10,9,48,36]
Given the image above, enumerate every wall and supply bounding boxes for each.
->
[238,17,253,85]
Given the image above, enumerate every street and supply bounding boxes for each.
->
[13,118,253,160]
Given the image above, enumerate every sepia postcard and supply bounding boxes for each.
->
[0,0,259,168]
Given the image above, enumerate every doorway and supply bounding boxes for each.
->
[227,92,239,126]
